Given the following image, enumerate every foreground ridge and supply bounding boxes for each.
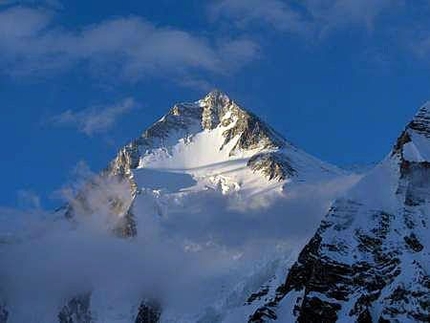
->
[246,106,430,322]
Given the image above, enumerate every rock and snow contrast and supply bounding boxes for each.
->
[0,91,428,323]
[65,90,347,238]
[244,104,430,322]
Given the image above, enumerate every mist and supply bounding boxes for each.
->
[0,167,360,322]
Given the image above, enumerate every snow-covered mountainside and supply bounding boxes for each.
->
[243,105,430,322]
[65,90,344,237]
[0,91,359,323]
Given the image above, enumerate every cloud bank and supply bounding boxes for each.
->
[209,0,400,38]
[0,159,360,322]
[0,5,258,80]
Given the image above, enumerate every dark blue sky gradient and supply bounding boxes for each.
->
[1,0,430,209]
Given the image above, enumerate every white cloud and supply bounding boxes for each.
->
[209,0,310,35]
[217,38,260,69]
[51,97,136,136]
[305,0,399,36]
[0,6,50,38]
[0,0,62,8]
[0,161,360,320]
[209,0,399,38]
[0,6,258,79]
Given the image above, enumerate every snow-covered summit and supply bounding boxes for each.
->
[108,90,339,187]
[141,89,285,151]
[408,103,430,137]
[86,90,344,238]
[393,103,430,163]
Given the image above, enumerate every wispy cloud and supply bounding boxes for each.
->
[17,189,41,210]
[305,0,400,36]
[209,0,310,35]
[209,0,400,38]
[0,6,258,80]
[51,97,136,136]
[0,0,62,8]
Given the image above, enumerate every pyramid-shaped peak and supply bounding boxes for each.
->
[201,89,232,107]
[392,102,430,162]
[203,89,230,100]
[407,102,430,138]
[415,102,430,116]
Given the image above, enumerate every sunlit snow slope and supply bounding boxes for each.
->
[113,90,344,200]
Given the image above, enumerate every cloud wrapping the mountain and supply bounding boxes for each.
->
[16,189,41,210]
[0,158,360,321]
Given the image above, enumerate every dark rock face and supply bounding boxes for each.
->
[404,233,424,252]
[134,300,161,323]
[58,294,92,323]
[220,108,285,154]
[56,296,162,323]
[0,304,8,323]
[246,286,270,305]
[248,152,296,181]
[249,196,429,322]
[407,105,430,138]
[247,107,430,323]
[393,105,429,163]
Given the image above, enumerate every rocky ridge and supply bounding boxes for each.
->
[246,105,430,322]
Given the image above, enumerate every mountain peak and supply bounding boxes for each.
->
[202,89,230,103]
[408,102,430,137]
[393,103,430,163]
[104,90,342,195]
[138,89,286,153]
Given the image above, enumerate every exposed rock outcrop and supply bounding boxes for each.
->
[58,294,92,323]
[247,105,430,323]
[134,300,161,323]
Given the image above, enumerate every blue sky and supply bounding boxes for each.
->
[1,0,430,209]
